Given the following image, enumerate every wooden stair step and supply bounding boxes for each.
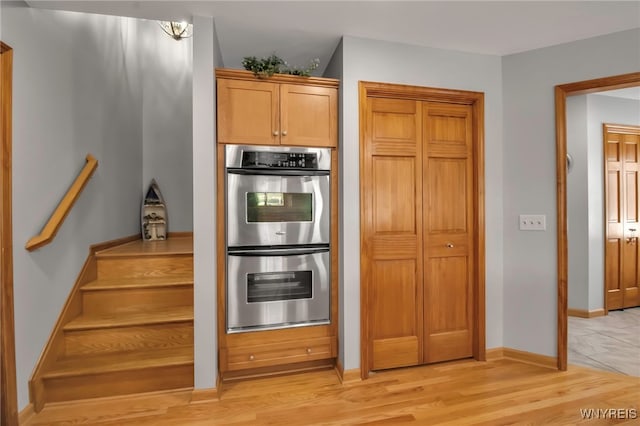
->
[96,238,193,258]
[81,275,193,291]
[63,322,194,356]
[96,256,193,280]
[64,306,193,331]
[43,346,193,380]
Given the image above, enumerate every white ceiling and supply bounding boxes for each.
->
[26,1,640,75]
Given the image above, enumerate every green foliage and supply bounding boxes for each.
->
[242,54,320,78]
[284,58,320,76]
[241,54,285,78]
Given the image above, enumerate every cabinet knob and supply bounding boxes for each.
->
[249,354,255,361]
[282,130,288,136]
[446,243,454,248]
[306,348,312,354]
[273,131,279,136]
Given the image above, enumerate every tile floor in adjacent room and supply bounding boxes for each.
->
[568,307,640,376]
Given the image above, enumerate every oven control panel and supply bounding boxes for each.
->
[241,152,319,169]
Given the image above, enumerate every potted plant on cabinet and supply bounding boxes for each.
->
[242,54,320,78]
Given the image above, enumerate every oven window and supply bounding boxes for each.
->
[247,271,313,303]
[246,192,312,223]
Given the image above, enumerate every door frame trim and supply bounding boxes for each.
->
[1,41,18,425]
[358,81,486,378]
[555,71,640,371]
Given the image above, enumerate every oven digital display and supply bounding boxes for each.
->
[247,271,313,303]
[246,192,312,222]
[241,151,319,169]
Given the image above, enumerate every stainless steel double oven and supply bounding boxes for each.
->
[225,145,331,333]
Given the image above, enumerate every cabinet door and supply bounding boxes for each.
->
[280,84,337,147]
[217,79,279,145]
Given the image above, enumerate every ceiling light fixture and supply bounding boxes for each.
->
[158,21,193,41]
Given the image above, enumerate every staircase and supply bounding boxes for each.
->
[31,236,194,409]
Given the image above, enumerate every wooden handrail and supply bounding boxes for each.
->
[25,154,98,251]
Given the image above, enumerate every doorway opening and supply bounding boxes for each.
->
[566,91,640,374]
[555,71,640,371]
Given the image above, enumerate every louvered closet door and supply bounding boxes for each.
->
[422,102,474,363]
[363,98,424,370]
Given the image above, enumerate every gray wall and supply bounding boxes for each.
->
[587,95,640,311]
[1,5,196,409]
[586,95,639,311]
[1,5,143,409]
[322,38,344,362]
[502,29,640,356]
[140,19,193,231]
[192,15,219,389]
[567,95,589,310]
[338,36,505,369]
[568,94,640,312]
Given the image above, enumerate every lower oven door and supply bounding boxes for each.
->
[227,246,330,333]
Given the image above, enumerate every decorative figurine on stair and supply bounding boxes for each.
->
[142,179,167,241]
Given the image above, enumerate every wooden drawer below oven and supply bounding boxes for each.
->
[224,336,336,372]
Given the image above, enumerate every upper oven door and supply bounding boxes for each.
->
[227,171,330,247]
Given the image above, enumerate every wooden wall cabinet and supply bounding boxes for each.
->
[216,68,338,147]
[215,69,340,381]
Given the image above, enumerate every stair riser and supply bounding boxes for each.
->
[64,323,194,356]
[82,287,193,314]
[97,255,193,280]
[42,364,194,403]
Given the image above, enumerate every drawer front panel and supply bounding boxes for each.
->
[226,337,336,371]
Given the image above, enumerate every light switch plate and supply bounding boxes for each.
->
[519,214,546,231]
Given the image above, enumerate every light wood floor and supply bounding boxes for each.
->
[23,358,640,425]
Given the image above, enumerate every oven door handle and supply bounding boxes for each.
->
[228,247,330,257]
[227,168,329,177]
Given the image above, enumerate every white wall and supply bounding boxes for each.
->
[140,19,193,231]
[338,36,504,369]
[567,95,589,310]
[1,5,143,409]
[192,15,220,390]
[502,29,640,356]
